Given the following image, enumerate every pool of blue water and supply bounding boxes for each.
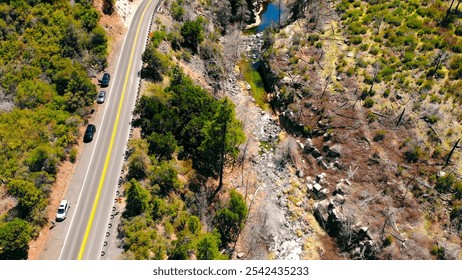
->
[256,2,281,33]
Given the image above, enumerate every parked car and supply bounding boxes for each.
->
[56,200,70,221]
[83,124,96,143]
[96,90,106,104]
[101,72,110,87]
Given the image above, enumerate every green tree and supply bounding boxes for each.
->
[150,162,181,196]
[199,98,245,198]
[0,219,33,260]
[125,179,151,217]
[26,144,58,174]
[180,18,205,52]
[215,190,248,246]
[14,79,54,109]
[122,216,158,259]
[196,231,223,260]
[147,131,177,161]
[151,197,168,220]
[171,0,185,21]
[133,96,179,136]
[74,3,100,31]
[173,212,202,234]
[7,179,47,220]
[127,150,150,180]
[141,43,170,82]
[169,231,196,260]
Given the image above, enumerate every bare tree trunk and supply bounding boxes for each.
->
[210,121,228,201]
[374,15,384,35]
[320,76,330,99]
[429,51,446,77]
[444,0,456,24]
[396,108,405,127]
[444,139,460,167]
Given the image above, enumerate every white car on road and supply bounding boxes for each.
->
[56,200,70,221]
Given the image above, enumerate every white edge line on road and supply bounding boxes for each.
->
[58,5,133,260]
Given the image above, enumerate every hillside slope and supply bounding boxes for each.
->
[258,0,462,259]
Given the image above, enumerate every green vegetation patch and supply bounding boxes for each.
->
[239,59,270,110]
[0,0,108,259]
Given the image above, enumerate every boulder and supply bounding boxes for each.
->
[311,147,322,158]
[313,199,330,226]
[332,194,346,206]
[316,173,327,184]
[357,226,372,240]
[308,182,327,200]
[334,181,349,195]
[327,144,342,158]
[306,176,315,185]
[323,132,333,141]
[296,139,304,150]
[313,183,323,193]
[317,157,328,169]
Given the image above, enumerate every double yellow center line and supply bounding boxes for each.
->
[77,0,154,259]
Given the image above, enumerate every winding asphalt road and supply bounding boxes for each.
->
[51,0,160,260]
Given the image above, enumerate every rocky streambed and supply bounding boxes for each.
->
[221,30,315,260]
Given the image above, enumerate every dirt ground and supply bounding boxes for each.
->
[27,0,136,260]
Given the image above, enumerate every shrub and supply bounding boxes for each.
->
[69,147,78,163]
[383,88,391,98]
[360,43,369,51]
[349,22,367,35]
[151,30,167,48]
[363,97,374,108]
[373,130,387,142]
[435,173,457,193]
[346,67,355,76]
[430,245,446,260]
[369,46,379,55]
[366,111,377,123]
[350,36,363,45]
[405,15,423,29]
[307,33,320,43]
[425,115,439,125]
[404,145,423,163]
[432,145,442,159]
[383,235,394,247]
[429,94,442,104]
[455,25,462,36]
[356,57,368,68]
[180,18,205,52]
[171,1,185,21]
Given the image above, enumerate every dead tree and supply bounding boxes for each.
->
[444,139,460,167]
[395,108,405,127]
[381,208,399,241]
[374,14,384,35]
[428,51,447,77]
[367,62,381,96]
[443,0,456,25]
[320,75,331,99]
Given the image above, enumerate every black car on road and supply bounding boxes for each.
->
[83,124,96,143]
[100,72,110,87]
